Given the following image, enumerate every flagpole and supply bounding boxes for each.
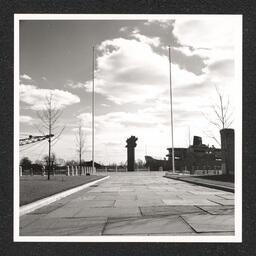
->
[168,46,175,173]
[92,46,95,172]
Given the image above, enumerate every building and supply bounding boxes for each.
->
[145,136,222,173]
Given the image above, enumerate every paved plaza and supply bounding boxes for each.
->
[20,172,235,236]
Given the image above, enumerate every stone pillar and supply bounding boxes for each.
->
[71,166,74,176]
[126,136,138,171]
[220,128,235,175]
[67,166,70,176]
[19,166,22,176]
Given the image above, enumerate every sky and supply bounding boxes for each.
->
[19,16,240,165]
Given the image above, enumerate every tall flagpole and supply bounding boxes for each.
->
[168,46,175,173]
[92,46,95,172]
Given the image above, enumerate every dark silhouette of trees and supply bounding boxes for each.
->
[20,157,32,170]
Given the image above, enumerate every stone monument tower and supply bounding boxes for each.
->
[126,136,138,171]
[220,128,234,175]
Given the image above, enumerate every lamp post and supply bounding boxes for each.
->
[168,46,175,173]
[92,46,95,173]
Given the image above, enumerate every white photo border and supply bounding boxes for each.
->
[14,14,242,243]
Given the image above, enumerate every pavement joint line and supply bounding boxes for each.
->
[19,176,110,217]
[179,215,198,234]
[101,217,110,235]
[195,205,212,215]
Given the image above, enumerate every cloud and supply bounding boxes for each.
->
[173,17,238,49]
[20,74,32,80]
[120,26,128,32]
[144,19,174,29]
[76,104,217,164]
[208,59,234,78]
[65,80,86,89]
[101,103,110,107]
[131,33,160,47]
[20,84,80,110]
[92,37,204,105]
[20,115,33,123]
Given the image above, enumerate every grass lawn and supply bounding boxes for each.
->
[20,175,105,206]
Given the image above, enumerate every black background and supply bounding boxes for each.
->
[0,0,256,255]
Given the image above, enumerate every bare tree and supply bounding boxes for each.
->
[202,86,233,145]
[75,121,86,175]
[37,93,65,180]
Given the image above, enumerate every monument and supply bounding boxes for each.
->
[126,136,138,171]
[220,128,234,175]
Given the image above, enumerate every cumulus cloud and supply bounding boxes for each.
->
[20,74,32,80]
[65,80,86,89]
[172,17,239,79]
[173,17,239,49]
[92,37,205,105]
[20,84,80,110]
[131,33,160,47]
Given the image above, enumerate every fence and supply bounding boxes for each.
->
[96,167,150,173]
[19,165,96,176]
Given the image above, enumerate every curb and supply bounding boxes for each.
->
[20,176,110,216]
[164,175,234,193]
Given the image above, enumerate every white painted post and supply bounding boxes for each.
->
[42,166,45,176]
[71,166,74,176]
[67,166,70,176]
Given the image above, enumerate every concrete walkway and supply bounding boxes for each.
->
[20,172,234,236]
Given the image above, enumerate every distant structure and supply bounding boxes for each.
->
[220,128,234,175]
[126,136,138,171]
[145,136,222,173]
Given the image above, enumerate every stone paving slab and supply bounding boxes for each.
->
[103,216,193,235]
[110,195,138,201]
[163,199,219,206]
[114,200,138,208]
[137,199,165,207]
[209,198,235,206]
[21,217,107,236]
[44,205,83,218]
[74,207,141,218]
[20,172,235,236]
[198,205,234,215]
[20,214,44,229]
[189,191,229,195]
[181,214,234,233]
[140,205,205,217]
[29,203,65,215]
[216,194,235,200]
[72,195,97,201]
[145,232,234,236]
[65,200,115,208]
